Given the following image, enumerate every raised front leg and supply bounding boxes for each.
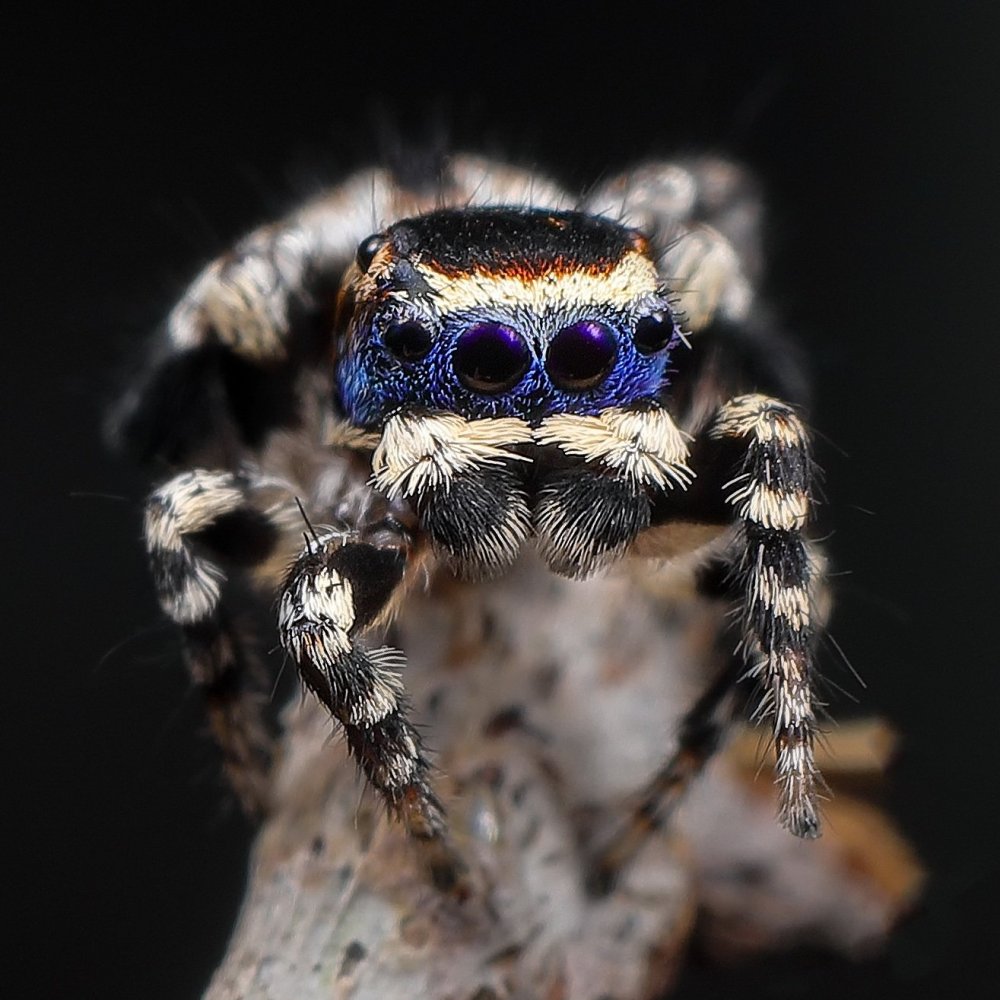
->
[278,521,470,894]
[587,392,825,892]
[712,392,824,836]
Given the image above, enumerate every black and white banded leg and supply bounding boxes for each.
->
[587,393,824,893]
[713,392,825,837]
[144,469,282,815]
[278,527,470,894]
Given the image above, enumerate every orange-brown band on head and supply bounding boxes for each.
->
[406,249,662,317]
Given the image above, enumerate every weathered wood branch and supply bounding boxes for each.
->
[206,558,922,1000]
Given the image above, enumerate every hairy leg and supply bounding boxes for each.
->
[278,520,471,894]
[712,393,825,836]
[587,392,825,892]
[144,469,285,814]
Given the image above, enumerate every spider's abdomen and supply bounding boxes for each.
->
[336,208,682,428]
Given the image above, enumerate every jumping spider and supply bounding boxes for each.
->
[116,154,826,894]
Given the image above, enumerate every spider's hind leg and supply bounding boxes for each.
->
[586,625,739,896]
[144,469,289,815]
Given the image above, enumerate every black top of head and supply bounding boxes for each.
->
[385,207,645,278]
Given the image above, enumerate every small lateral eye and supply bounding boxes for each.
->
[383,320,433,361]
[633,312,675,355]
[356,234,386,272]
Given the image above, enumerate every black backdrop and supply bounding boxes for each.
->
[7,3,999,997]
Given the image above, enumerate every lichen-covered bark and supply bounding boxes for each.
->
[206,556,922,1000]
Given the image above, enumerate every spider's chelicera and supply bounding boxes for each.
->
[117,155,825,896]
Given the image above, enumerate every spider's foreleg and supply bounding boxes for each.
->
[586,392,825,891]
[278,523,468,894]
[712,392,825,837]
[144,469,284,814]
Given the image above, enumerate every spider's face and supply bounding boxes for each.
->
[336,208,681,429]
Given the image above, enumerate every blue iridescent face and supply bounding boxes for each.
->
[336,208,681,429]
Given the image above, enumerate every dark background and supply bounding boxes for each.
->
[6,3,998,997]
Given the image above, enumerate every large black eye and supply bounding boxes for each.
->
[633,312,675,355]
[383,320,433,361]
[545,321,617,391]
[453,322,531,394]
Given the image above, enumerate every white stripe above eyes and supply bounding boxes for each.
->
[404,251,662,315]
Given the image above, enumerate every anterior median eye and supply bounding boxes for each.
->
[453,322,531,394]
[546,320,617,390]
[632,312,675,355]
[383,320,433,361]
